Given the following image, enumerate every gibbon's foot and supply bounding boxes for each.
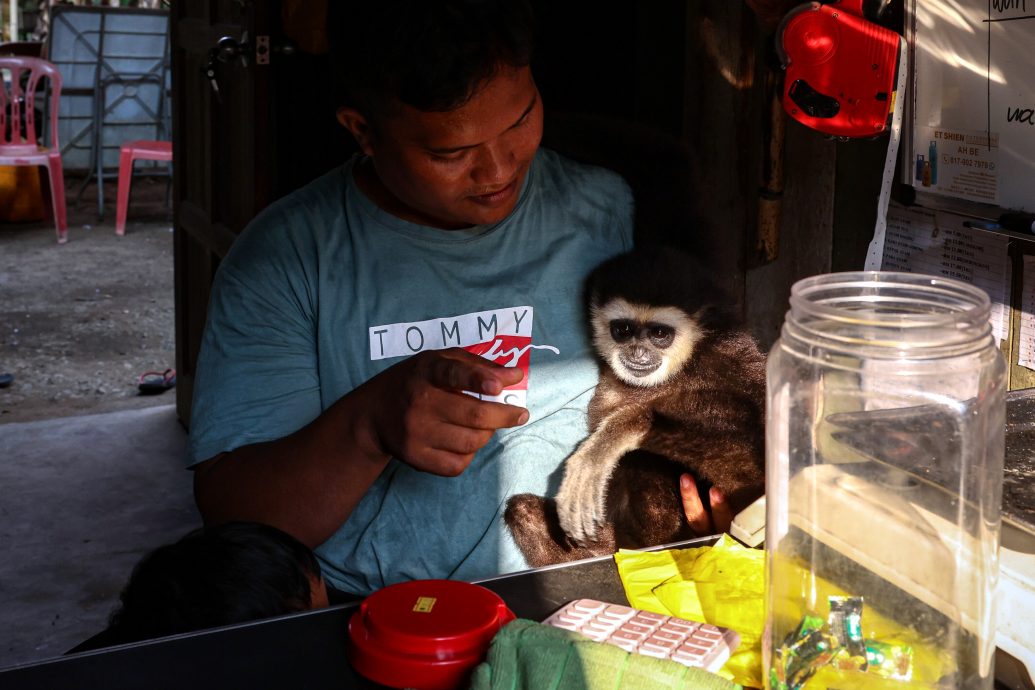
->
[504,493,616,568]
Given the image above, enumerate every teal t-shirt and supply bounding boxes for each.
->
[187,148,634,595]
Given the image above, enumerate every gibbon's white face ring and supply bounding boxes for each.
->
[590,298,704,388]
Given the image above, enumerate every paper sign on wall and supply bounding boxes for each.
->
[882,204,1011,343]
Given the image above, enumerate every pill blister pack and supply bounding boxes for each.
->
[541,598,741,673]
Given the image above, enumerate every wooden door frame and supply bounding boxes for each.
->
[171,1,275,427]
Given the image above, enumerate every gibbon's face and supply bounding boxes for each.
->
[591,297,703,387]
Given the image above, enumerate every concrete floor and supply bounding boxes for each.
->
[0,404,199,670]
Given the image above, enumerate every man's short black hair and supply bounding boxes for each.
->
[327,0,535,116]
[105,522,321,644]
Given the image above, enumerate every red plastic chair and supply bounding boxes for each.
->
[115,140,172,236]
[0,56,67,243]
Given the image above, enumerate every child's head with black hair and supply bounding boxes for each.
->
[105,522,329,644]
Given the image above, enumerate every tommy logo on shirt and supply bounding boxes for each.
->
[368,306,560,407]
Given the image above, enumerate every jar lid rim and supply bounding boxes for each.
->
[790,271,991,326]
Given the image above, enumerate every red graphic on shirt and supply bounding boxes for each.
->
[465,334,532,393]
[368,306,556,406]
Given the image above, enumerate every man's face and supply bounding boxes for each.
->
[342,65,544,229]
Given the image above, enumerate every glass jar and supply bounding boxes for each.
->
[763,272,1005,690]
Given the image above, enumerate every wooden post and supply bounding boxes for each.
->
[756,65,786,263]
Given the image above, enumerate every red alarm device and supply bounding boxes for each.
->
[777,0,904,138]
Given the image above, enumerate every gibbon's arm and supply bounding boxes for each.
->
[638,402,765,502]
[554,406,651,543]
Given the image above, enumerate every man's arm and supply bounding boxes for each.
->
[193,348,528,549]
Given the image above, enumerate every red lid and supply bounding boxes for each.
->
[347,579,516,690]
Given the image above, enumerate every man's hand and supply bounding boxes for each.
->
[193,348,528,548]
[356,348,529,477]
[679,474,733,535]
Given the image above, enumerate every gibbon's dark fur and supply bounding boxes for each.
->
[505,246,766,567]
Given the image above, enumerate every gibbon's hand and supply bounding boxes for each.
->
[554,443,612,544]
[358,348,528,477]
[679,474,733,535]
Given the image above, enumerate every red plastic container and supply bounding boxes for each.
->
[347,579,516,690]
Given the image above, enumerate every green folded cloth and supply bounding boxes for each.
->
[468,619,742,690]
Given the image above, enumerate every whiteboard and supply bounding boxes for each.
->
[909,0,1035,212]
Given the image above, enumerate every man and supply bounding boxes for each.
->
[188,0,724,597]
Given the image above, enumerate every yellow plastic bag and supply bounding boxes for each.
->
[615,536,956,690]
[614,536,766,688]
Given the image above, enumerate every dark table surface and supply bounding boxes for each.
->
[4,392,1033,690]
[0,537,718,690]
